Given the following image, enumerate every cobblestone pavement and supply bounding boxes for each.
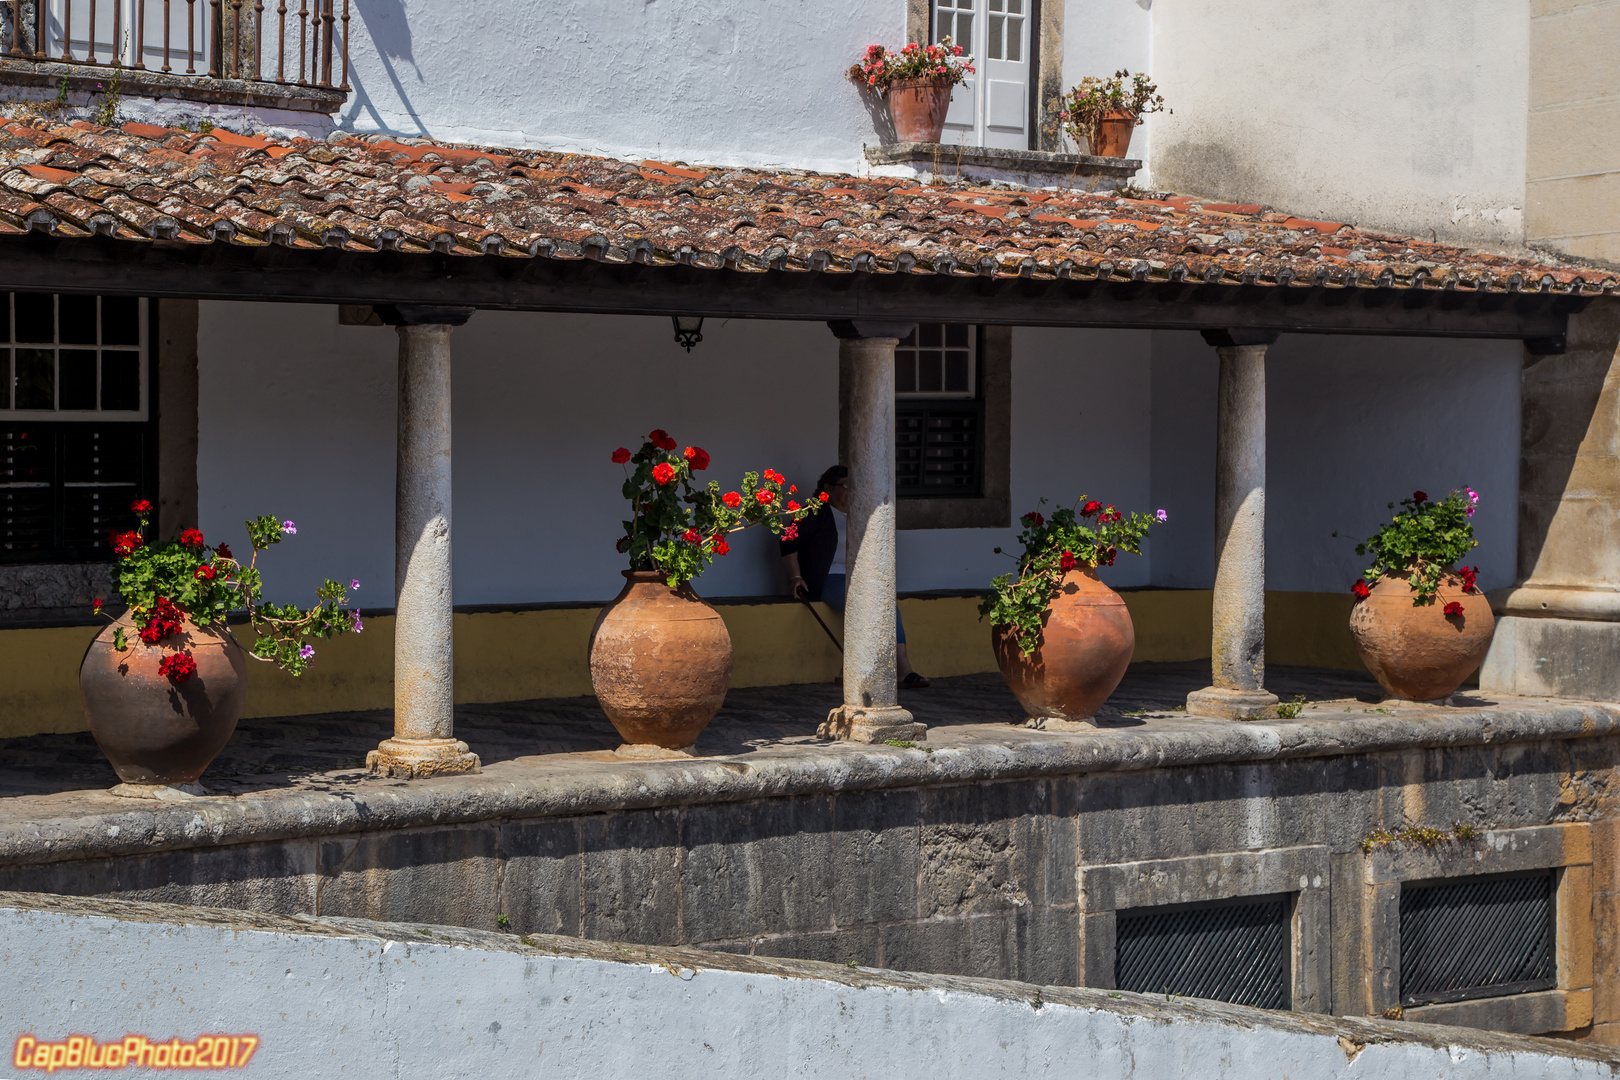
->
[0,662,1396,801]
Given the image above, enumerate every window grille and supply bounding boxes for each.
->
[0,294,154,564]
[1115,895,1291,1009]
[896,323,982,499]
[985,0,1023,62]
[1399,871,1556,1007]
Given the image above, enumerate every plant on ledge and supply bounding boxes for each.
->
[980,497,1166,726]
[847,38,975,145]
[1058,70,1169,157]
[594,430,826,754]
[611,429,822,587]
[99,502,361,677]
[1341,487,1495,703]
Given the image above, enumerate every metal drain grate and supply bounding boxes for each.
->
[1115,895,1290,1009]
[1399,870,1556,1006]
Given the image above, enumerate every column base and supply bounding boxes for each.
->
[1481,614,1620,701]
[818,705,926,744]
[1186,686,1279,721]
[367,738,481,779]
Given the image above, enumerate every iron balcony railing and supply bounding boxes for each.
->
[0,0,348,90]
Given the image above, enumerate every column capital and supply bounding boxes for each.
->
[828,319,916,341]
[1201,328,1279,349]
[376,304,476,327]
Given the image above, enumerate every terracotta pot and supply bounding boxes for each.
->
[1089,111,1139,158]
[1349,570,1495,701]
[589,570,734,749]
[993,565,1135,722]
[79,612,248,785]
[887,78,955,144]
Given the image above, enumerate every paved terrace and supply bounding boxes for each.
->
[1,662,1614,861]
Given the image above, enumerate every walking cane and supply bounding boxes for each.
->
[800,598,843,653]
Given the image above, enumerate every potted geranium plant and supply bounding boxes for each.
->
[1343,487,1493,702]
[1058,69,1168,158]
[849,37,974,145]
[980,497,1165,725]
[80,501,361,794]
[590,430,823,754]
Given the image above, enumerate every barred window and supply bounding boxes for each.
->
[0,294,154,564]
[896,324,983,499]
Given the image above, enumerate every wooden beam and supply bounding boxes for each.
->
[0,234,1588,339]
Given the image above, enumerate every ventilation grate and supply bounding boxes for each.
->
[1399,871,1556,1006]
[1115,895,1290,1009]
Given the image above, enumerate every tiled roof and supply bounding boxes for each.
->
[0,117,1610,295]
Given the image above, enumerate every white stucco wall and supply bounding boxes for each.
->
[3,897,1610,1079]
[1059,0,1155,176]
[199,305,1153,607]
[1147,0,1529,245]
[1149,333,1521,593]
[338,0,905,173]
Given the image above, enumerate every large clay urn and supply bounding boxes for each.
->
[589,570,734,750]
[1089,110,1139,158]
[1349,570,1495,702]
[888,78,954,144]
[79,612,248,785]
[993,565,1135,723]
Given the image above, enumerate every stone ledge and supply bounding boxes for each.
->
[2,890,1616,1068]
[0,59,345,113]
[1403,988,1592,1037]
[864,141,1141,189]
[1,694,1615,868]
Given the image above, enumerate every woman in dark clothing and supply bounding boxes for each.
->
[779,465,929,688]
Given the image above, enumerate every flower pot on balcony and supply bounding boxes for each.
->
[1349,571,1495,702]
[79,612,248,787]
[888,77,955,144]
[1089,110,1139,158]
[993,564,1135,724]
[589,570,734,752]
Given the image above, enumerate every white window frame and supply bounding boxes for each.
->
[896,322,978,400]
[0,294,149,421]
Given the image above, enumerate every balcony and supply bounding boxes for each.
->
[0,0,347,113]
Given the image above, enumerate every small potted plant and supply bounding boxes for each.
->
[1058,69,1168,158]
[80,502,361,794]
[980,498,1165,725]
[848,37,975,145]
[1343,488,1493,702]
[591,430,823,754]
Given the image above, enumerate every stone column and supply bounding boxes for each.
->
[1186,330,1280,720]
[367,305,480,778]
[1483,302,1620,700]
[819,321,926,744]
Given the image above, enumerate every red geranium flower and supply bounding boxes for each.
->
[782,524,799,541]
[1103,547,1118,566]
[92,597,103,611]
[179,527,205,548]
[647,429,676,451]
[109,529,142,558]
[711,536,730,556]
[683,446,710,471]
[722,491,743,508]
[130,499,152,513]
[1081,500,1103,517]
[1021,511,1044,527]
[1413,490,1428,503]
[157,653,197,683]
[138,597,184,644]
[756,490,775,505]
[789,485,797,494]
[194,563,217,581]
[1444,601,1464,617]
[787,500,800,511]
[1351,579,1371,600]
[1059,550,1077,572]
[652,463,676,485]
[1458,565,1479,594]
[763,469,783,485]
[214,543,232,561]
[611,447,631,464]
[818,492,830,503]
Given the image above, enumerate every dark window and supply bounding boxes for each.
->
[0,295,154,564]
[896,324,984,499]
[1115,895,1291,1009]
[1399,871,1556,1006]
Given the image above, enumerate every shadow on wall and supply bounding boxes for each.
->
[344,0,430,137]
[853,81,897,145]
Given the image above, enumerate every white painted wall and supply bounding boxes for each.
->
[1059,0,1156,176]
[1149,333,1521,593]
[338,0,906,174]
[1147,0,1529,245]
[3,897,1610,1079]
